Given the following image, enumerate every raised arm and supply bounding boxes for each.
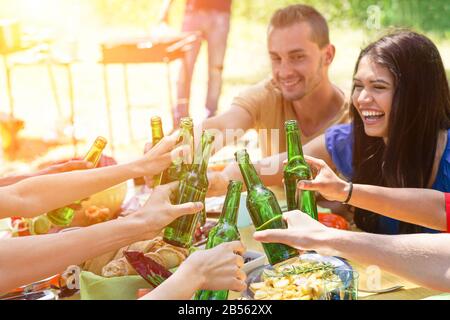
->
[0,135,181,218]
[298,156,447,231]
[0,182,203,293]
[254,211,450,292]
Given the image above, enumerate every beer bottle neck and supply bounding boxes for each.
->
[84,138,106,167]
[176,126,194,165]
[286,127,304,161]
[151,123,164,145]
[236,152,263,189]
[220,181,242,225]
[193,133,214,174]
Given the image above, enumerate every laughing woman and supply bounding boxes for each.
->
[304,30,450,234]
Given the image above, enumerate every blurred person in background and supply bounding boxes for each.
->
[158,0,233,128]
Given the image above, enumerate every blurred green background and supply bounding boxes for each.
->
[92,0,450,35]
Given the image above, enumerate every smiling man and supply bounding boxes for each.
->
[202,4,349,195]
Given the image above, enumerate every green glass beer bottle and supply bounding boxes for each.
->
[160,117,194,185]
[198,134,209,226]
[163,131,215,248]
[46,136,107,226]
[283,120,318,219]
[150,116,165,187]
[236,149,298,265]
[194,180,242,300]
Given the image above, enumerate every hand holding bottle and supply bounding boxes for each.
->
[297,156,350,202]
[130,181,203,238]
[179,241,247,292]
[138,134,190,180]
[253,210,333,253]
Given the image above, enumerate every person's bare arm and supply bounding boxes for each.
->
[0,160,92,187]
[0,135,180,218]
[255,211,450,292]
[0,182,203,293]
[201,105,254,149]
[299,156,447,231]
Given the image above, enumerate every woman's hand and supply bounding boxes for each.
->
[297,156,350,202]
[179,241,247,292]
[129,181,203,238]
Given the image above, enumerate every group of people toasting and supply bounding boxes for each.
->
[1,4,450,299]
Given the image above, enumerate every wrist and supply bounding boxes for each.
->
[311,227,344,254]
[127,159,147,178]
[177,256,205,289]
[337,181,352,203]
[125,212,158,241]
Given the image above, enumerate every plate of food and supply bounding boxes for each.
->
[244,253,356,300]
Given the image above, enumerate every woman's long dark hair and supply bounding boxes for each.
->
[350,31,450,234]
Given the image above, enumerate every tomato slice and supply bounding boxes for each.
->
[318,213,349,230]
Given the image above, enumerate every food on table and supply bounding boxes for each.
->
[102,257,138,277]
[10,216,31,237]
[249,259,340,300]
[125,251,172,288]
[84,205,111,224]
[318,213,349,230]
[144,252,166,267]
[82,237,189,278]
[155,247,186,269]
[82,250,117,276]
[136,288,152,299]
[30,215,52,235]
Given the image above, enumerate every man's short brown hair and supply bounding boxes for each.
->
[269,4,330,48]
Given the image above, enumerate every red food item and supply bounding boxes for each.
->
[136,288,152,299]
[10,217,30,237]
[124,251,172,288]
[318,213,349,230]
